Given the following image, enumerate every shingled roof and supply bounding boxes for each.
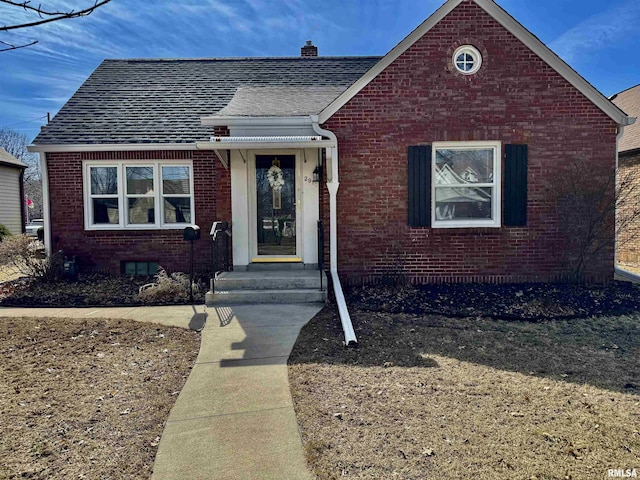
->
[214,86,348,117]
[612,84,640,153]
[0,147,26,168]
[33,57,380,146]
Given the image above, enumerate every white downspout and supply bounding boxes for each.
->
[614,123,640,282]
[310,115,357,346]
[38,152,52,256]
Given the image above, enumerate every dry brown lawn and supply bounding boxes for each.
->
[289,308,640,480]
[0,316,200,480]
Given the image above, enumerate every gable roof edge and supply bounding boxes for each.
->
[318,0,632,126]
[318,0,464,124]
[474,0,630,126]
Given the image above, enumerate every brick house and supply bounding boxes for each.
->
[612,84,640,266]
[31,0,633,289]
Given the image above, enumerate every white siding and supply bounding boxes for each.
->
[0,165,22,235]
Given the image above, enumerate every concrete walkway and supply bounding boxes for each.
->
[0,304,206,329]
[152,303,320,480]
[0,303,321,480]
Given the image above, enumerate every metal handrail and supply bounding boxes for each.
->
[210,222,231,293]
[317,220,324,291]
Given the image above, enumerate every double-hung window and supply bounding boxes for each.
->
[84,161,194,230]
[162,166,192,224]
[89,166,120,225]
[126,166,156,225]
[432,141,501,228]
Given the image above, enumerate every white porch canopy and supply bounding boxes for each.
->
[196,136,335,168]
[197,135,336,148]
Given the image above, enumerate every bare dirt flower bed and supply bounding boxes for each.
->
[0,316,200,479]
[0,272,206,307]
[289,293,640,479]
[345,280,640,320]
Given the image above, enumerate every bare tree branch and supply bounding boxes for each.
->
[0,0,111,31]
[0,0,111,53]
[0,38,36,51]
[2,0,104,16]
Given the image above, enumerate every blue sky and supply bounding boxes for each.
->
[1,0,640,143]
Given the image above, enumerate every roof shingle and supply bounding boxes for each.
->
[33,57,380,145]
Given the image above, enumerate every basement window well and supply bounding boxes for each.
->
[453,45,482,75]
[123,261,159,276]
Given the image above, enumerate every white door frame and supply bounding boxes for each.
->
[248,150,303,262]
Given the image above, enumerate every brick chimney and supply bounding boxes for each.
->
[301,40,318,57]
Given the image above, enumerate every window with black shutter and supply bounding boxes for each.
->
[408,145,431,227]
[504,144,528,227]
[408,142,528,229]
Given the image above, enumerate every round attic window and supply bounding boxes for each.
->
[453,45,482,75]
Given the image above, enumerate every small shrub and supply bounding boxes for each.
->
[0,224,10,242]
[0,234,62,279]
[137,268,199,304]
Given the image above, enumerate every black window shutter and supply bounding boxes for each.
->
[504,144,528,227]
[408,145,431,227]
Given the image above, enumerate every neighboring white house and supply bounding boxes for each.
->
[0,147,26,235]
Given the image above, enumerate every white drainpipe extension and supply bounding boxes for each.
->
[310,115,358,346]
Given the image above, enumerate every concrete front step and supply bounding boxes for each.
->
[205,270,328,305]
[208,289,326,305]
[214,271,326,291]
[247,263,310,271]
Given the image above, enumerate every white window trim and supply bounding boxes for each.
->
[160,165,193,226]
[432,141,501,229]
[453,45,483,75]
[83,160,195,231]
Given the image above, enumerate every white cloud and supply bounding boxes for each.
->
[549,0,640,64]
[0,0,452,140]
[0,99,49,120]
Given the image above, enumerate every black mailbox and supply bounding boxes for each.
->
[183,225,201,241]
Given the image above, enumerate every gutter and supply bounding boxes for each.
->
[310,115,358,347]
[28,143,198,153]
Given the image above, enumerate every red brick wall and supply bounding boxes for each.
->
[617,151,640,265]
[46,150,231,274]
[323,0,618,284]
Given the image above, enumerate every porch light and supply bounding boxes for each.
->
[313,165,321,183]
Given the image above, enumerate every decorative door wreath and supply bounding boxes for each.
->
[267,163,284,209]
